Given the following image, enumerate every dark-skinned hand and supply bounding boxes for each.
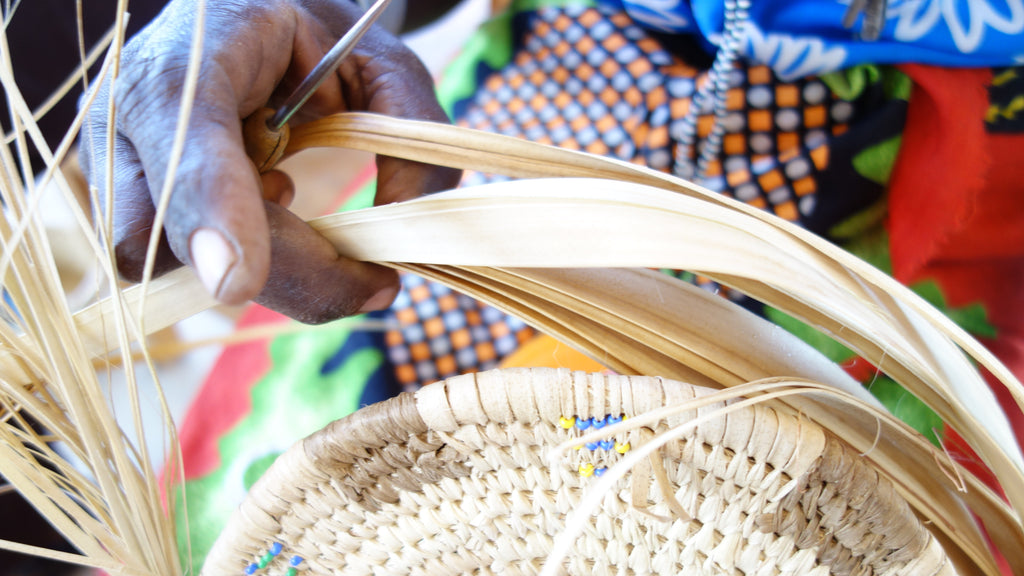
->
[80,0,461,324]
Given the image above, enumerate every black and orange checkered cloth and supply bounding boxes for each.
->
[384,4,903,390]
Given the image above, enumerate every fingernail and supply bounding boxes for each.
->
[190,228,237,301]
[358,284,399,313]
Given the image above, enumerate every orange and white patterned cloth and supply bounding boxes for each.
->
[384,3,900,390]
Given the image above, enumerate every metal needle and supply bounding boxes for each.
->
[266,0,394,131]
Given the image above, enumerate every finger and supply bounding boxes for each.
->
[79,110,181,282]
[292,17,463,203]
[107,135,182,281]
[255,201,400,324]
[114,62,276,306]
[163,119,272,306]
[110,2,300,304]
[358,54,463,202]
[376,156,462,204]
[260,169,295,208]
[366,68,463,203]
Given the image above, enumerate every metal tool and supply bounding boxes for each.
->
[268,0,394,131]
[244,0,394,171]
[842,0,888,41]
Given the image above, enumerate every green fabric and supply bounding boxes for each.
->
[176,322,384,571]
[342,177,377,211]
[823,66,909,185]
[852,135,902,185]
[913,280,997,339]
[832,214,892,267]
[821,65,882,101]
[828,197,888,240]
[821,64,909,102]
[883,67,913,100]
[868,375,946,446]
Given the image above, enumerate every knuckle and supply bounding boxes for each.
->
[111,51,190,130]
[113,229,182,283]
[113,240,147,283]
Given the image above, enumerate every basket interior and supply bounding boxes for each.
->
[203,368,952,576]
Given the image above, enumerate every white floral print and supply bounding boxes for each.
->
[886,0,1024,53]
[742,21,849,80]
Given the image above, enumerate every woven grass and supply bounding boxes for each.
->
[203,368,953,576]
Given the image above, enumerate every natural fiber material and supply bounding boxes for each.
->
[0,2,1017,573]
[203,368,953,575]
[34,112,1015,573]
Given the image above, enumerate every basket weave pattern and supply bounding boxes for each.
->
[203,368,953,575]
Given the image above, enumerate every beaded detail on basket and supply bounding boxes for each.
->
[559,414,632,477]
[243,542,304,575]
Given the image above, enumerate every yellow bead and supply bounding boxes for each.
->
[558,416,575,429]
[578,463,595,477]
[614,442,631,454]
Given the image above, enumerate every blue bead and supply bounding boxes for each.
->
[244,563,259,575]
[290,556,304,567]
[270,542,283,555]
[585,442,599,450]
[594,467,607,477]
[575,417,591,430]
[607,415,623,425]
[592,416,607,429]
[598,440,614,450]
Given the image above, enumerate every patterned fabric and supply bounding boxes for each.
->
[988,66,1024,132]
[385,274,535,390]
[173,305,401,569]
[601,0,1024,80]
[385,3,904,386]
[460,7,853,222]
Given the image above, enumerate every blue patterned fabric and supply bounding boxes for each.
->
[599,0,1024,80]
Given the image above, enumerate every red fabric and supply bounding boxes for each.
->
[176,305,288,479]
[173,161,375,481]
[889,68,1023,573]
[887,65,993,281]
[888,65,1024,450]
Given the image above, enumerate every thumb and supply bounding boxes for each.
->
[114,69,272,304]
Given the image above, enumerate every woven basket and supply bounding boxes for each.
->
[202,367,953,575]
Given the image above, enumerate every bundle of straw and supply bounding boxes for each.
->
[0,2,1021,574]
[0,7,185,575]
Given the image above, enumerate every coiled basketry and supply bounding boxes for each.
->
[203,367,952,575]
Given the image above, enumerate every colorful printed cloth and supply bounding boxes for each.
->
[172,1,1024,571]
[385,272,536,391]
[405,1,909,381]
[602,0,1024,79]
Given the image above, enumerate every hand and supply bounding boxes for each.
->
[80,0,461,323]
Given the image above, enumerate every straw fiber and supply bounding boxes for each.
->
[204,368,952,575]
